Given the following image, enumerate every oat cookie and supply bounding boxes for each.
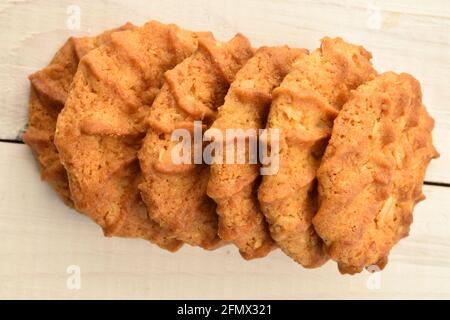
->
[138,34,253,249]
[23,24,134,206]
[207,46,306,259]
[313,72,439,274]
[258,37,376,268]
[55,21,200,250]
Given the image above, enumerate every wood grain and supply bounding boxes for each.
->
[0,0,449,183]
[0,0,449,299]
[0,142,449,299]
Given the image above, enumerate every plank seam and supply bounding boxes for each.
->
[0,140,448,187]
[0,139,24,144]
[424,181,450,188]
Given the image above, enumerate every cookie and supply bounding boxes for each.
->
[313,72,439,274]
[55,21,200,251]
[206,46,306,259]
[258,37,376,268]
[138,33,253,249]
[22,23,134,206]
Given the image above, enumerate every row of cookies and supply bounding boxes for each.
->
[24,21,438,274]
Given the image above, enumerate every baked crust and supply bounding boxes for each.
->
[54,21,200,251]
[207,46,306,259]
[258,37,376,268]
[138,33,253,249]
[22,23,134,206]
[313,72,439,274]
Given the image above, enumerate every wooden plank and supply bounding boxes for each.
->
[0,0,448,183]
[0,141,449,299]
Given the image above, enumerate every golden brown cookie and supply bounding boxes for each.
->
[22,23,134,206]
[206,46,306,259]
[138,33,253,249]
[55,21,201,251]
[313,72,439,274]
[258,37,376,268]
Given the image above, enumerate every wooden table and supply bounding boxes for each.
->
[1,0,449,299]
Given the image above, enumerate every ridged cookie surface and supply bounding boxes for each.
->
[258,37,376,268]
[313,72,439,274]
[23,24,133,206]
[55,21,200,251]
[207,46,306,259]
[138,34,253,249]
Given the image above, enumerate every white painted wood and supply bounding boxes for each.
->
[0,0,448,182]
[0,0,449,299]
[0,142,449,299]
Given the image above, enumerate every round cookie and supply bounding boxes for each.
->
[207,46,306,259]
[23,24,134,206]
[313,72,439,274]
[55,21,200,251]
[258,37,376,268]
[138,33,253,249]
